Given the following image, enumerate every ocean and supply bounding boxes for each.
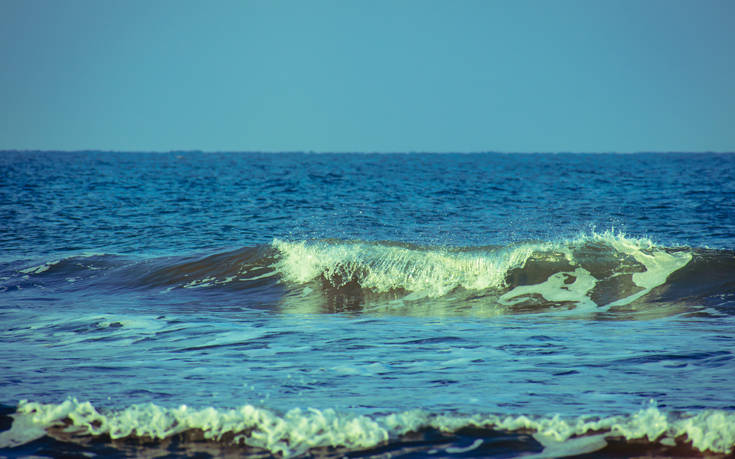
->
[1,151,734,458]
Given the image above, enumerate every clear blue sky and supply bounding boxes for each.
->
[1,0,733,152]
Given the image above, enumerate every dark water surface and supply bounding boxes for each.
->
[1,152,734,457]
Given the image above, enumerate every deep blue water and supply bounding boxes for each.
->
[1,151,734,457]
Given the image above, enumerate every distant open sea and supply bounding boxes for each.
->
[1,151,734,458]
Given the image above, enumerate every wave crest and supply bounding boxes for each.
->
[2,399,733,457]
[273,232,694,312]
[274,239,533,298]
[7,231,733,316]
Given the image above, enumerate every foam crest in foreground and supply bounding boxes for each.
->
[2,399,733,457]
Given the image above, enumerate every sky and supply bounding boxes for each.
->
[1,0,734,153]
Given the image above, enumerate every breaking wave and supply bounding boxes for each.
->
[272,232,699,312]
[4,231,734,315]
[1,399,733,457]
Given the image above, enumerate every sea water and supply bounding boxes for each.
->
[1,152,734,457]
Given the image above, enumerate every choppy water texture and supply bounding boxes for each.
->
[1,151,734,458]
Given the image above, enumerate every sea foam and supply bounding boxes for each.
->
[273,232,693,310]
[2,399,733,457]
[273,238,534,299]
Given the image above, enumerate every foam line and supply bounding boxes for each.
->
[3,400,733,456]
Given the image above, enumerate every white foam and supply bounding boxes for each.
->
[528,432,608,458]
[4,399,391,457]
[3,400,733,456]
[445,438,483,453]
[499,267,598,310]
[272,232,694,310]
[0,409,47,448]
[20,260,60,274]
[607,241,692,306]
[182,275,239,289]
[494,231,691,309]
[273,239,537,299]
[183,276,217,288]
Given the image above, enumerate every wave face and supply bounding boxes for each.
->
[273,232,708,314]
[5,232,732,317]
[2,399,734,457]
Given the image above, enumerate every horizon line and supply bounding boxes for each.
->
[2,149,734,155]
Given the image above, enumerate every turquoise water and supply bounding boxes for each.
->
[1,152,734,457]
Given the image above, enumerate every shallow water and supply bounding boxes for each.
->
[1,152,734,457]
